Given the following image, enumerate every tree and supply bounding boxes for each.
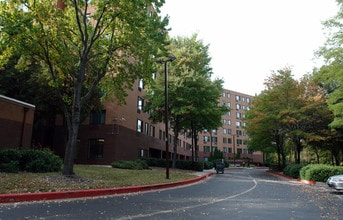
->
[0,0,169,175]
[313,0,343,163]
[144,34,227,166]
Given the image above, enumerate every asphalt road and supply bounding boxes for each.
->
[0,168,342,220]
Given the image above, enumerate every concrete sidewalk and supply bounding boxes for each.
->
[0,171,214,204]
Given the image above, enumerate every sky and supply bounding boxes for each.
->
[160,0,339,96]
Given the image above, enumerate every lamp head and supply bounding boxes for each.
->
[156,54,176,63]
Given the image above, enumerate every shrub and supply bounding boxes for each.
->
[204,161,214,170]
[111,159,149,170]
[283,164,306,179]
[0,148,62,173]
[141,158,204,171]
[0,161,19,173]
[299,164,343,182]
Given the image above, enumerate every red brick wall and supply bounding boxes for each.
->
[0,96,35,148]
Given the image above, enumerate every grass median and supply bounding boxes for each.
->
[0,165,197,194]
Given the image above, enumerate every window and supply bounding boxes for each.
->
[203,136,210,142]
[236,130,243,136]
[242,97,245,102]
[223,138,227,143]
[144,122,149,135]
[227,120,231,126]
[137,97,144,111]
[236,112,241,118]
[236,121,241,127]
[138,79,144,90]
[211,137,217,143]
[150,125,155,137]
[246,98,251,103]
[137,119,142,132]
[227,102,231,107]
[90,110,106,125]
[222,92,226,97]
[212,129,217,134]
[223,147,228,153]
[236,103,240,110]
[237,139,243,145]
[223,128,227,134]
[227,111,231,116]
[88,138,104,159]
[204,146,210,152]
[211,146,217,152]
[227,93,231,98]
[235,95,240,101]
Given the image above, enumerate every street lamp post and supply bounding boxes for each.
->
[157,55,176,179]
[233,134,236,167]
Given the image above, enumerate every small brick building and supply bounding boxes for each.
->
[0,95,35,148]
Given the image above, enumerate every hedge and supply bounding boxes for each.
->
[141,158,204,171]
[283,164,306,179]
[111,159,149,170]
[0,149,62,173]
[299,164,343,182]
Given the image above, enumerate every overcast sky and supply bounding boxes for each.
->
[160,0,339,95]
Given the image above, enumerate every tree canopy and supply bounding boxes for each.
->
[144,34,228,164]
[245,68,334,167]
[0,0,169,175]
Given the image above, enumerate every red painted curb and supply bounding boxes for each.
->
[0,173,213,204]
[266,170,317,185]
[299,179,316,185]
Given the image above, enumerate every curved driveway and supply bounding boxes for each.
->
[0,168,342,219]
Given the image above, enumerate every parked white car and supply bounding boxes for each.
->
[327,174,343,190]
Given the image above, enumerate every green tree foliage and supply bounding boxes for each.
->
[245,68,334,167]
[313,0,343,164]
[0,0,169,175]
[144,34,228,165]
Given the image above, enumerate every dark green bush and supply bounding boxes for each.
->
[299,164,343,182]
[283,164,306,179]
[0,148,62,173]
[111,159,149,170]
[141,158,204,171]
[0,161,19,173]
[141,158,167,167]
[204,161,214,170]
[175,160,204,171]
[0,149,22,164]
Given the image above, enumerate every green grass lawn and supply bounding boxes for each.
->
[0,165,197,194]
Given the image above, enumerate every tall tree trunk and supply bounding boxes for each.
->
[62,79,83,176]
[191,129,194,162]
[172,133,178,169]
[194,129,198,161]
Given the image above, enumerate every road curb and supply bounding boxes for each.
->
[266,170,317,185]
[0,172,213,204]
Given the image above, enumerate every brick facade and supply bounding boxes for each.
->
[0,95,35,148]
[52,80,263,165]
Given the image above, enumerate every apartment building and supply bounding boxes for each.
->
[53,81,263,165]
[197,90,263,164]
